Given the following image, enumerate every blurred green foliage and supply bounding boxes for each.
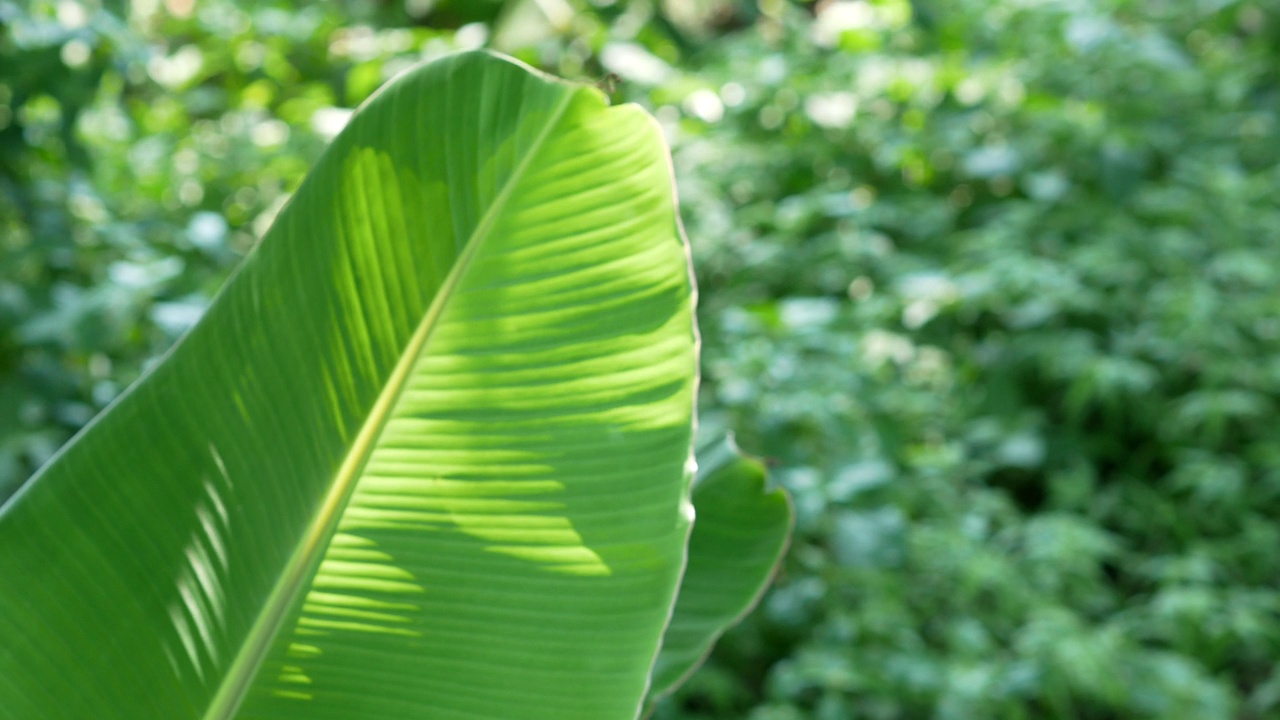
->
[5,0,1280,718]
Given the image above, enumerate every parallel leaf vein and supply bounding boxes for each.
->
[202,81,578,720]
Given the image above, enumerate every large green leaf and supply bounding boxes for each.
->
[644,434,792,713]
[0,51,697,720]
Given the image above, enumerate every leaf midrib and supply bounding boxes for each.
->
[202,82,578,720]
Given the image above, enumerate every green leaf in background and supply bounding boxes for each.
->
[0,51,698,720]
[645,434,793,713]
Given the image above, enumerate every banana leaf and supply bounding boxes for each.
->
[0,50,790,720]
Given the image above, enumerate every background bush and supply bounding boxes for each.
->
[5,1,1280,718]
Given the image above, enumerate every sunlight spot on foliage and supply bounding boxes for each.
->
[251,118,290,148]
[812,1,875,48]
[601,42,673,85]
[59,39,89,68]
[311,107,354,140]
[55,0,87,28]
[684,89,724,123]
[148,44,203,89]
[454,22,489,50]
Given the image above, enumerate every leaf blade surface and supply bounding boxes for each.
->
[0,51,697,720]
